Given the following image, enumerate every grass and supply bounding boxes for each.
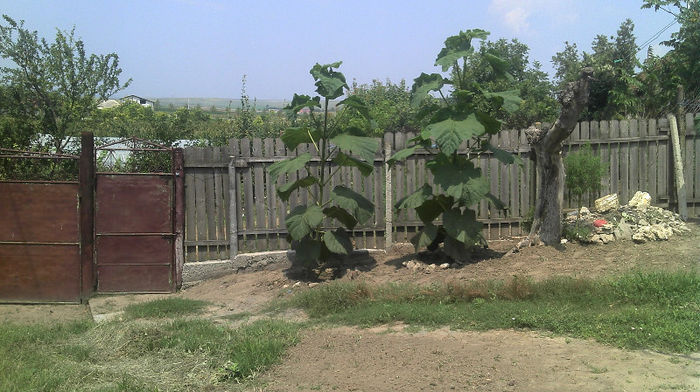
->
[278,271,700,353]
[0,299,300,391]
[122,297,209,319]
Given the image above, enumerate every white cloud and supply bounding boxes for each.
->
[489,0,577,34]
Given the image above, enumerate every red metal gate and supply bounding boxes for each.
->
[0,133,183,303]
[0,134,93,303]
[94,138,184,293]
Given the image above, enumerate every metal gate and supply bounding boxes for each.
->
[0,134,93,303]
[0,133,183,303]
[94,138,184,293]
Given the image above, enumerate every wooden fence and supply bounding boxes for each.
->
[183,114,699,262]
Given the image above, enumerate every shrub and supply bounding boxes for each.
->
[564,143,607,206]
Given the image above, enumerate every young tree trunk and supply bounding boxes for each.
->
[511,68,593,252]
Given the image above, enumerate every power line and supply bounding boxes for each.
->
[637,19,677,55]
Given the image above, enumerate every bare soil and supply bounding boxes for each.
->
[180,226,699,392]
[258,327,699,392]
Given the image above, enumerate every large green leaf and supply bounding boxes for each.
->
[276,176,318,202]
[387,145,418,166]
[332,151,373,176]
[485,192,506,211]
[323,206,357,230]
[415,196,452,224]
[475,111,502,135]
[484,142,523,166]
[337,95,370,121]
[281,127,321,151]
[395,184,433,210]
[310,62,348,100]
[428,157,489,205]
[443,208,482,244]
[285,205,324,241]
[330,186,374,224]
[330,134,378,163]
[410,223,439,250]
[483,90,522,113]
[267,153,312,182]
[323,228,353,255]
[426,113,486,155]
[435,29,490,72]
[483,53,514,82]
[411,73,447,107]
[294,236,321,265]
[283,93,321,116]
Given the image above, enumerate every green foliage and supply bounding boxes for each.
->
[390,29,521,259]
[564,144,607,206]
[552,19,641,120]
[0,15,130,154]
[562,220,594,242]
[347,79,419,135]
[0,317,300,390]
[283,271,700,353]
[122,298,210,319]
[269,62,378,269]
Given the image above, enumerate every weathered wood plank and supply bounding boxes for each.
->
[212,146,227,259]
[239,138,255,251]
[629,120,639,197]
[394,132,406,243]
[251,138,267,251]
[184,148,198,261]
[263,139,278,251]
[619,120,630,203]
[648,119,659,200]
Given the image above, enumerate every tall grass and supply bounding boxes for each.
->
[0,317,300,391]
[282,271,700,353]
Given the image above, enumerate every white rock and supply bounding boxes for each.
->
[292,281,301,288]
[308,282,319,288]
[595,194,619,213]
[439,263,450,270]
[560,238,568,244]
[579,206,591,216]
[628,191,651,209]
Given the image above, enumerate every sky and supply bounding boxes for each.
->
[0,0,679,101]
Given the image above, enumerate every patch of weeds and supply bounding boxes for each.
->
[222,312,252,322]
[562,220,594,242]
[282,271,700,353]
[583,361,609,374]
[123,297,209,319]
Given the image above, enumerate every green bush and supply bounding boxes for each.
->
[564,143,607,206]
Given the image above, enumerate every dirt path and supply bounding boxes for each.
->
[258,326,699,392]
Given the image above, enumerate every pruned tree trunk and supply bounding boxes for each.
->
[510,68,593,253]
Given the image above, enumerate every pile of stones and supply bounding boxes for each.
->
[564,191,691,244]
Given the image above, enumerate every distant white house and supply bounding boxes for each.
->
[97,95,156,110]
[122,95,155,108]
[97,99,121,109]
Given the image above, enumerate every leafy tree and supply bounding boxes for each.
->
[643,0,700,94]
[348,79,419,135]
[268,62,378,271]
[0,15,130,153]
[389,29,522,261]
[460,38,557,128]
[552,19,641,120]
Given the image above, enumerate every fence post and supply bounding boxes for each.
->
[79,132,95,302]
[172,148,185,289]
[228,158,238,260]
[384,141,393,250]
[668,114,688,220]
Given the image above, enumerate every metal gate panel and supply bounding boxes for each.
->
[0,183,81,302]
[95,174,175,293]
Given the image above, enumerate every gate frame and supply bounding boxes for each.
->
[93,136,184,293]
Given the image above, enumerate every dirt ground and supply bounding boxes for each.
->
[1,224,698,391]
[259,327,699,392]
